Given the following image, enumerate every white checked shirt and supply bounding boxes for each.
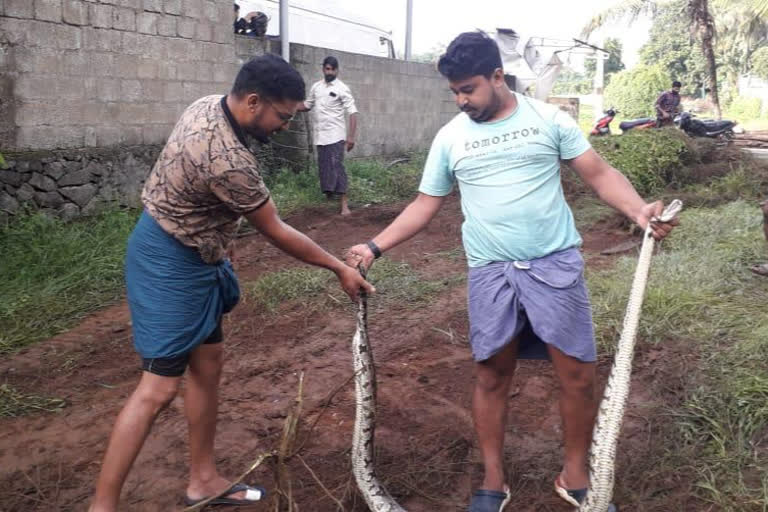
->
[304,78,358,146]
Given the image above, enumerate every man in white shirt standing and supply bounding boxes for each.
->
[301,56,358,216]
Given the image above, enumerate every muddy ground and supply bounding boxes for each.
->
[0,196,706,511]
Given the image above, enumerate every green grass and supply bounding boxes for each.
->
[0,208,139,354]
[586,201,768,508]
[0,154,428,354]
[244,266,333,312]
[244,257,460,314]
[266,153,426,216]
[0,384,66,418]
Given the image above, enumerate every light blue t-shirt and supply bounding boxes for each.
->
[419,93,590,267]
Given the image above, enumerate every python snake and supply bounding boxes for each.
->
[350,200,682,512]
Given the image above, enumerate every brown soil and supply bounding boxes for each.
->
[0,197,705,511]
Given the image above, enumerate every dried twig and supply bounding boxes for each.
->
[292,371,357,456]
[297,454,347,512]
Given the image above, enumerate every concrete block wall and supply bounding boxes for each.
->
[289,42,456,158]
[0,0,240,151]
[0,6,454,220]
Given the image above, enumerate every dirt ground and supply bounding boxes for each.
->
[734,130,768,148]
[0,196,705,511]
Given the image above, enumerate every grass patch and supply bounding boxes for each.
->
[244,267,333,312]
[0,208,139,354]
[587,201,768,508]
[0,384,66,418]
[244,257,461,314]
[672,161,768,209]
[365,258,463,311]
[266,153,426,216]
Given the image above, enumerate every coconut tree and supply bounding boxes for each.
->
[582,0,723,118]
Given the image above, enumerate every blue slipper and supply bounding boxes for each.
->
[468,485,511,512]
[183,482,267,506]
[555,476,617,511]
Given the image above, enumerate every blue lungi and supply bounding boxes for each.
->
[125,211,240,359]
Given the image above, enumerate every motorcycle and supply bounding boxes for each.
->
[675,111,738,140]
[618,116,656,133]
[590,107,618,136]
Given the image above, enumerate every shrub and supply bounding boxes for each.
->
[604,64,669,118]
[588,128,694,196]
[725,96,763,122]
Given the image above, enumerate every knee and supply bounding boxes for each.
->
[475,366,514,394]
[135,381,179,414]
[560,373,595,399]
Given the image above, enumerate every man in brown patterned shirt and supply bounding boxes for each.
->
[89,55,374,512]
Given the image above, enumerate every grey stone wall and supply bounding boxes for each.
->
[0,146,161,222]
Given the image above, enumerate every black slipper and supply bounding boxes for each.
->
[183,482,266,507]
[468,485,511,512]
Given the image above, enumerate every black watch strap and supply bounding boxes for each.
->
[366,240,382,259]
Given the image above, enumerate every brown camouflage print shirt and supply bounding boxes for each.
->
[142,95,270,264]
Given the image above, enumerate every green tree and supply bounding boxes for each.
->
[585,38,626,85]
[583,0,723,118]
[751,45,768,78]
[639,0,708,95]
[551,68,594,95]
[604,64,670,117]
[712,1,768,91]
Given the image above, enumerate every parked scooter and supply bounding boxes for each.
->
[675,111,738,140]
[590,107,618,136]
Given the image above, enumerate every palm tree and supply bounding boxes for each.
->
[582,0,723,118]
[717,0,768,17]
[715,5,768,90]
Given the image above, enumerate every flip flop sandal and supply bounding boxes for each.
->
[555,475,618,511]
[468,484,511,512]
[183,482,267,507]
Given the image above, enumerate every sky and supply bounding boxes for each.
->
[370,0,653,69]
[238,0,653,70]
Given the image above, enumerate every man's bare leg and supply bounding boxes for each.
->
[340,194,351,216]
[547,344,597,490]
[89,373,181,512]
[184,343,248,501]
[472,340,519,491]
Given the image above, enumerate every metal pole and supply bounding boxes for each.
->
[405,0,413,60]
[280,0,290,62]
[594,37,605,121]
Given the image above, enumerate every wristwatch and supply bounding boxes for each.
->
[366,240,382,259]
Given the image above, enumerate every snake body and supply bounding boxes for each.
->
[351,277,406,512]
[580,199,683,512]
[349,200,682,512]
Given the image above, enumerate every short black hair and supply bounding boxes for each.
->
[322,56,339,69]
[437,31,502,81]
[232,54,306,102]
[234,3,239,11]
[672,80,682,88]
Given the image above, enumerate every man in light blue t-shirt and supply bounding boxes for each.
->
[346,32,677,512]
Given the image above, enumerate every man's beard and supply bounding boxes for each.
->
[462,95,501,123]
[244,123,271,144]
[324,74,336,82]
